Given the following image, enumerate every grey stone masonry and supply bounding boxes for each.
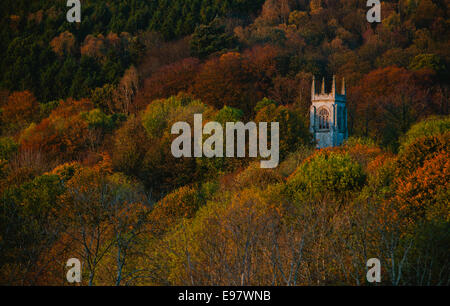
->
[309,75,348,149]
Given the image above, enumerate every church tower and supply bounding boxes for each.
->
[309,75,348,148]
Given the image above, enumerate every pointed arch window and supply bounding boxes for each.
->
[318,108,330,130]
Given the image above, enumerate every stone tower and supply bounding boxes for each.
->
[309,75,348,148]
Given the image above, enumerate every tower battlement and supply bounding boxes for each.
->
[311,75,346,101]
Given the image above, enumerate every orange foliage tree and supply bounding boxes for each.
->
[1,91,40,132]
[191,52,261,114]
[50,31,77,57]
[350,66,434,149]
[136,57,200,110]
[19,99,93,162]
[394,152,449,224]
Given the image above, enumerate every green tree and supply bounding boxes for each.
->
[190,19,239,59]
[287,152,366,200]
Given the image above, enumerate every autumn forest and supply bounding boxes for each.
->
[0,0,449,286]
